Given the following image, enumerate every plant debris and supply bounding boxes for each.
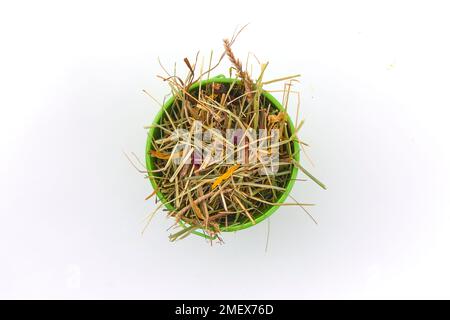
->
[142,28,326,243]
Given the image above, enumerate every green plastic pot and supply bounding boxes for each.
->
[145,75,300,239]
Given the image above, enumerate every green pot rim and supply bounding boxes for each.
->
[145,75,300,237]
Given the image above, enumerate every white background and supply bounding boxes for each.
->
[1,0,450,299]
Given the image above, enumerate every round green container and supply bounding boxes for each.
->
[145,75,300,239]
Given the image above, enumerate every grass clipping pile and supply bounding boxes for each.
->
[143,34,326,243]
